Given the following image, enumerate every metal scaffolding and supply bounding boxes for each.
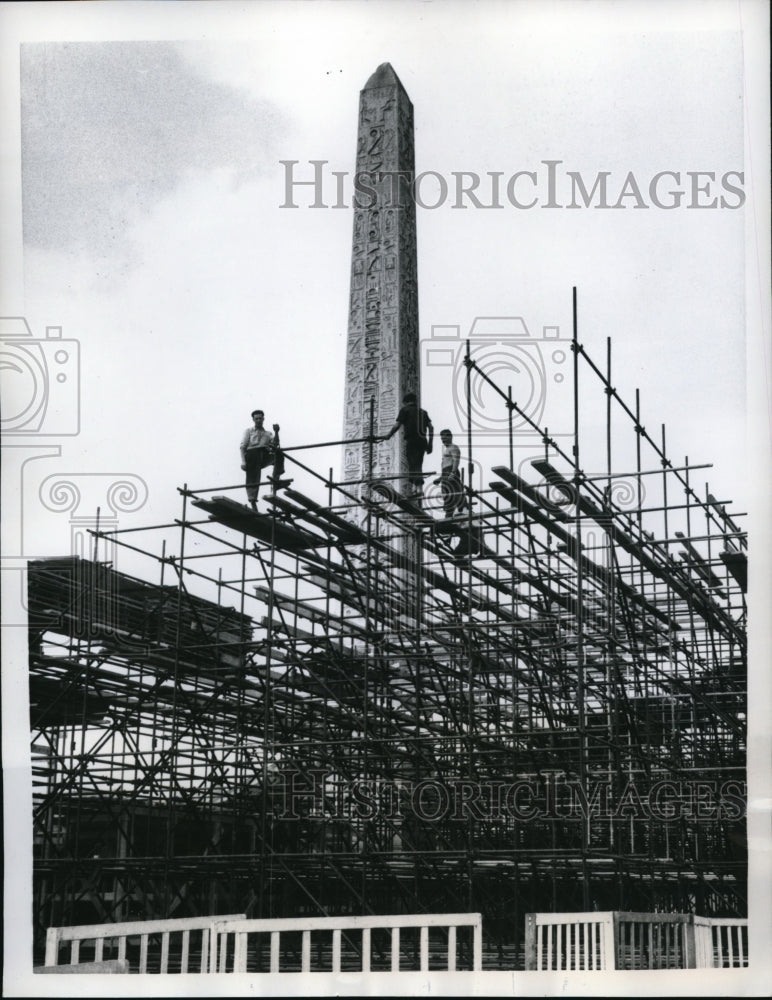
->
[29,296,747,967]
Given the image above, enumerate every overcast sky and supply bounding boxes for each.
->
[2,0,766,582]
[1,2,770,994]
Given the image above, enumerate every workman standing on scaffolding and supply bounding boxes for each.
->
[240,409,281,510]
[383,392,434,496]
[434,428,465,517]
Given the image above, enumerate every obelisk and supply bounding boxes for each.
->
[342,64,419,515]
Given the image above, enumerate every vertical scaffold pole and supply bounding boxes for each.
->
[362,400,375,908]
[508,384,514,471]
[166,483,189,912]
[572,287,590,911]
[464,337,475,910]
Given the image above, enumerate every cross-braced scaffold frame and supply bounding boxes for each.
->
[29,291,747,969]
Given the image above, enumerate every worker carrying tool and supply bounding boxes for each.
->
[383,392,434,496]
[240,408,284,510]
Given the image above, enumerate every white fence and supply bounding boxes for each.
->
[41,909,746,974]
[43,913,245,973]
[41,911,482,974]
[211,912,483,974]
[525,911,749,970]
[524,912,616,971]
[697,916,748,968]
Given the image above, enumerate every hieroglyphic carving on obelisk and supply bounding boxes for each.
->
[342,64,419,513]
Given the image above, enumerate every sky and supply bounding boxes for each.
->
[1,1,766,577]
[1,1,770,994]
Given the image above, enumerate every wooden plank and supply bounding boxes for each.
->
[534,911,615,924]
[684,915,696,969]
[524,914,537,971]
[44,927,60,967]
[215,912,482,933]
[447,926,456,972]
[234,931,247,973]
[420,926,429,971]
[301,931,311,973]
[202,928,211,974]
[618,910,687,924]
[472,920,482,972]
[35,959,129,975]
[284,489,368,541]
[160,931,169,974]
[607,913,618,971]
[47,913,246,942]
[391,928,400,972]
[191,496,324,552]
[361,928,370,974]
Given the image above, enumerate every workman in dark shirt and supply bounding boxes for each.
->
[384,393,434,494]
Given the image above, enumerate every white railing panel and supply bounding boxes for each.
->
[160,931,169,974]
[526,913,616,971]
[208,912,481,975]
[710,918,748,968]
[422,925,431,971]
[526,911,747,971]
[391,927,400,973]
[43,913,245,974]
[269,931,280,974]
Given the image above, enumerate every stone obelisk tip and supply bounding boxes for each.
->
[363,62,406,94]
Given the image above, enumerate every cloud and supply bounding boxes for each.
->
[21,41,287,258]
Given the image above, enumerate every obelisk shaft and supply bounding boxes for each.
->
[342,64,419,505]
